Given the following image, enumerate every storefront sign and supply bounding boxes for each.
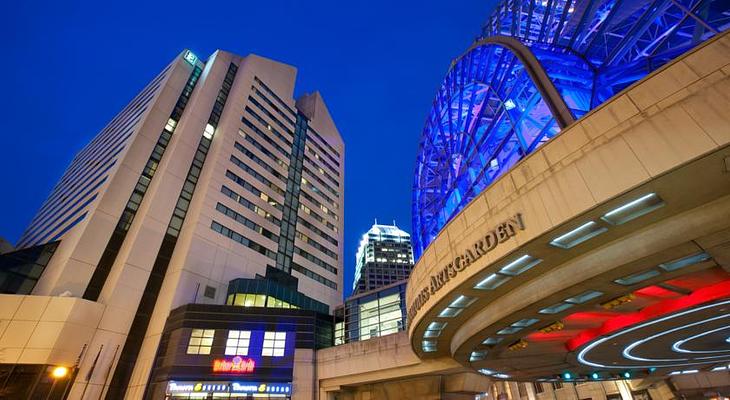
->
[407,213,525,321]
[166,381,291,395]
[231,382,291,394]
[212,356,256,373]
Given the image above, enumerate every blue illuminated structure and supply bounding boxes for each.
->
[412,0,730,258]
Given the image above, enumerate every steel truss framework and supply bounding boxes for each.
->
[412,0,730,258]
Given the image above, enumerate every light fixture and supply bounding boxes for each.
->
[512,318,540,327]
[539,302,574,314]
[482,337,503,345]
[497,326,522,335]
[565,290,604,304]
[504,99,516,110]
[601,193,665,225]
[659,252,711,272]
[439,295,477,317]
[470,350,488,361]
[550,221,607,249]
[499,255,542,276]
[591,372,600,380]
[622,371,631,379]
[614,270,660,285]
[474,273,510,290]
[51,366,69,379]
[563,372,572,380]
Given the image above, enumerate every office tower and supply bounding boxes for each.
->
[352,222,414,295]
[0,49,344,399]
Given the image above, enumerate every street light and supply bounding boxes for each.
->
[51,366,68,379]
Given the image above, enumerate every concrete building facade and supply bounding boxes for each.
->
[0,49,344,399]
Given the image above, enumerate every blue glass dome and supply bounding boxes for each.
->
[412,0,730,258]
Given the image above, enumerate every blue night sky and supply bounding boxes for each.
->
[2,0,495,297]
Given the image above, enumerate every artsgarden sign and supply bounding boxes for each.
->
[407,213,525,322]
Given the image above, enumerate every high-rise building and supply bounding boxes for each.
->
[352,222,414,295]
[0,49,344,399]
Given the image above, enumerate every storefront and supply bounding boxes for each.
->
[147,302,333,399]
[165,380,292,399]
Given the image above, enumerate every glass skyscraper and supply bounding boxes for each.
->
[352,222,414,295]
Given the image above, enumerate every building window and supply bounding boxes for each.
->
[262,331,286,356]
[225,330,251,355]
[187,329,214,355]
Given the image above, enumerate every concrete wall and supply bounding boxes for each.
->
[0,294,104,367]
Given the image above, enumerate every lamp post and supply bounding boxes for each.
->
[45,366,69,400]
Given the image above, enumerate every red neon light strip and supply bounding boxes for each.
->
[566,280,730,351]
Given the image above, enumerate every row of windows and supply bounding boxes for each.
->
[51,68,166,191]
[305,132,340,168]
[252,86,295,127]
[244,108,291,147]
[225,170,282,211]
[300,189,338,221]
[298,216,338,246]
[27,69,166,233]
[20,125,136,246]
[21,62,175,248]
[82,65,203,301]
[37,195,97,245]
[187,329,287,358]
[239,131,287,170]
[291,261,337,289]
[253,77,296,116]
[305,145,339,178]
[212,221,334,289]
[33,107,142,223]
[239,122,290,159]
[20,165,112,247]
[308,125,340,158]
[303,165,339,197]
[294,246,337,275]
[168,135,211,237]
[168,62,238,239]
[221,185,279,225]
[301,177,337,208]
[233,142,286,182]
[230,155,285,197]
[226,293,300,310]
[304,156,339,188]
[296,231,337,260]
[299,203,338,233]
[248,95,293,134]
[211,221,277,259]
[215,203,278,242]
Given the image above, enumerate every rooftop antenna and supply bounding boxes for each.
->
[374,218,378,225]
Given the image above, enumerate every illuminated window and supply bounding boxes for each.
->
[262,331,286,357]
[225,330,251,355]
[187,329,214,355]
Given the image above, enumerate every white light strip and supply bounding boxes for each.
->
[622,313,730,362]
[603,193,659,218]
[577,300,730,369]
[672,325,730,354]
[551,221,595,243]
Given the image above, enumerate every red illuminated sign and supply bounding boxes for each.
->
[212,356,256,373]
